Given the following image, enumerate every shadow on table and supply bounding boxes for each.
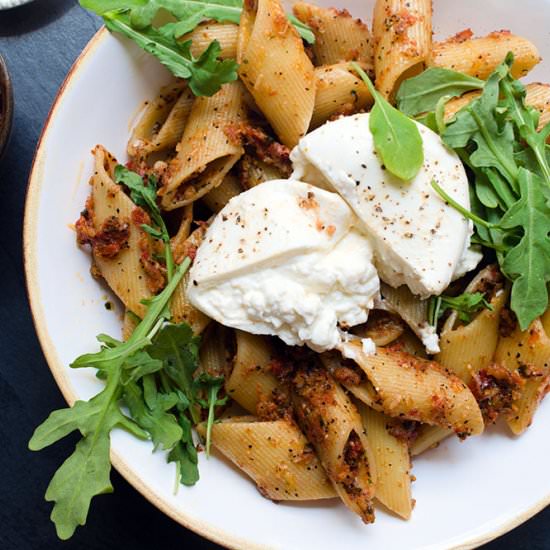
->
[0,0,74,37]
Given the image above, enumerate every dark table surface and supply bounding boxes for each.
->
[0,1,548,549]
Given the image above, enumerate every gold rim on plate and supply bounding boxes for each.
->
[22,25,550,550]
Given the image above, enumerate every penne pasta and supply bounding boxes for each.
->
[494,318,550,435]
[181,22,239,60]
[527,83,550,129]
[379,283,436,352]
[122,310,139,341]
[198,417,336,500]
[293,3,373,69]
[202,173,243,212]
[170,204,194,262]
[161,81,245,210]
[291,360,376,523]
[311,63,373,128]
[225,331,279,415]
[127,81,188,159]
[444,82,550,132]
[352,310,405,347]
[430,30,540,80]
[199,323,232,378]
[437,267,507,384]
[359,404,413,519]
[80,146,153,318]
[339,341,484,436]
[410,425,452,456]
[170,272,211,334]
[171,224,211,333]
[372,0,432,100]
[238,0,316,147]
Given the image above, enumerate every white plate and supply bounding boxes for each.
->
[0,0,36,10]
[24,2,550,549]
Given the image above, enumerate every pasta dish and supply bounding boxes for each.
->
[29,0,550,539]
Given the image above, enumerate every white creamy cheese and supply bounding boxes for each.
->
[187,179,380,352]
[291,113,481,298]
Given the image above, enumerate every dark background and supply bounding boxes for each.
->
[0,1,548,548]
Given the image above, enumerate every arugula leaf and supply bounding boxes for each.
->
[500,168,550,328]
[115,165,176,280]
[80,0,315,90]
[397,67,484,117]
[123,378,183,451]
[29,258,192,539]
[149,323,201,423]
[28,373,144,539]
[429,291,493,326]
[287,13,315,44]
[194,373,227,455]
[168,414,200,486]
[351,62,424,181]
[103,11,238,97]
[430,54,550,329]
[129,0,242,36]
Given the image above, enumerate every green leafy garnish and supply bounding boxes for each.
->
[82,0,315,42]
[429,291,493,326]
[351,62,424,181]
[102,11,238,96]
[29,257,225,539]
[115,165,175,280]
[426,53,550,329]
[287,13,315,44]
[79,1,314,98]
[396,67,484,117]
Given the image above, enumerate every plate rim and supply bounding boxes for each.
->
[22,24,550,550]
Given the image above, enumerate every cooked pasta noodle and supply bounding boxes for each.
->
[372,0,432,100]
[339,341,484,436]
[238,0,316,147]
[437,267,507,384]
[494,318,550,434]
[161,81,245,210]
[312,63,373,128]
[410,425,451,456]
[85,146,152,318]
[444,82,550,132]
[291,361,377,523]
[359,404,413,519]
[429,31,540,80]
[225,331,279,415]
[202,173,243,212]
[127,81,187,158]
[181,22,239,60]
[198,417,337,500]
[293,3,373,68]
